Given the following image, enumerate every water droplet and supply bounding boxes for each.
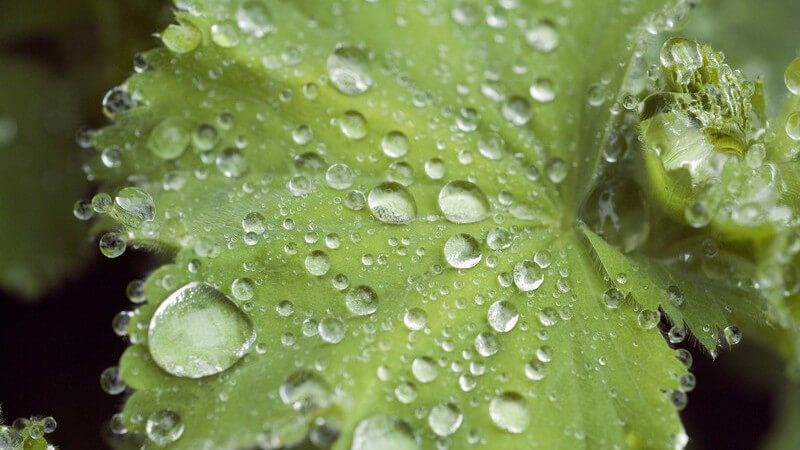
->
[102,87,135,118]
[236,1,273,37]
[666,285,685,307]
[395,382,418,404]
[546,158,567,184]
[525,360,547,380]
[326,163,355,190]
[411,356,438,383]
[403,308,427,331]
[428,403,462,437]
[381,131,409,158]
[444,234,482,269]
[231,277,254,300]
[242,212,265,234]
[513,260,543,291]
[113,187,155,227]
[339,110,368,139]
[327,46,372,96]
[685,201,711,228]
[526,21,559,52]
[529,78,555,103]
[216,147,248,177]
[438,180,490,224]
[637,308,660,330]
[319,317,345,343]
[486,227,512,250]
[487,300,519,332]
[305,250,331,276]
[352,415,419,450]
[146,410,183,446]
[723,325,741,346]
[148,117,191,159]
[489,392,529,433]
[99,232,126,258]
[211,21,240,47]
[99,366,126,395]
[786,112,800,141]
[279,370,331,411]
[368,182,417,224]
[785,58,800,96]
[502,95,532,126]
[192,124,218,151]
[424,158,446,179]
[660,38,702,71]
[668,325,687,343]
[478,132,505,160]
[147,282,256,378]
[346,285,379,316]
[603,287,624,309]
[475,331,499,357]
[161,22,201,53]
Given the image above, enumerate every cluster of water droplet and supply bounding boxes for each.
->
[0,415,57,449]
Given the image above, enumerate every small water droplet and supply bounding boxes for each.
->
[327,46,372,96]
[444,233,482,269]
[146,410,184,446]
[345,285,379,315]
[428,403,462,437]
[368,182,417,224]
[487,300,519,332]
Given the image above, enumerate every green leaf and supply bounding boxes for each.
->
[0,58,88,299]
[86,0,748,448]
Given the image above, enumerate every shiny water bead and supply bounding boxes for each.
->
[99,366,126,395]
[345,190,367,210]
[351,415,419,450]
[395,382,418,404]
[487,300,519,332]
[502,95,533,126]
[676,348,693,368]
[339,110,368,139]
[148,117,191,159]
[546,158,567,183]
[443,233,482,269]
[279,370,332,412]
[411,356,438,383]
[424,158,446,179]
[668,325,687,343]
[403,308,427,331]
[685,201,711,228]
[478,132,505,160]
[475,331,499,357]
[456,107,480,131]
[99,232,126,258]
[530,78,555,103]
[723,325,742,346]
[102,86,134,118]
[785,58,800,96]
[305,250,331,276]
[786,112,800,141]
[428,403,463,437]
[210,21,239,47]
[345,285,379,316]
[368,182,417,224]
[513,260,543,291]
[126,279,146,303]
[73,199,94,220]
[602,287,624,309]
[318,317,345,343]
[161,22,201,53]
[325,163,354,190]
[147,282,256,378]
[381,131,409,158]
[437,180,490,224]
[113,187,155,227]
[231,277,254,301]
[292,124,313,145]
[92,192,113,213]
[327,45,372,96]
[242,212,265,234]
[526,20,559,52]
[216,147,248,177]
[489,392,530,434]
[192,124,218,151]
[486,227,512,250]
[109,413,127,435]
[146,410,184,446]
[386,161,414,186]
[660,37,702,73]
[236,1,273,37]
[679,373,697,392]
[669,390,688,410]
[637,308,661,329]
[666,285,685,307]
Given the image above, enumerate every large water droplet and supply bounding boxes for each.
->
[444,233,482,269]
[351,415,419,450]
[346,285,379,316]
[489,392,530,433]
[438,181,490,224]
[339,110,368,140]
[785,58,800,96]
[146,410,184,446]
[327,46,373,96]
[113,187,155,227]
[216,147,248,177]
[368,182,417,224]
[411,356,438,383]
[279,370,331,411]
[428,403,462,437]
[381,131,409,158]
[148,117,191,160]
[513,260,543,291]
[487,300,519,332]
[148,282,256,378]
[305,250,331,276]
